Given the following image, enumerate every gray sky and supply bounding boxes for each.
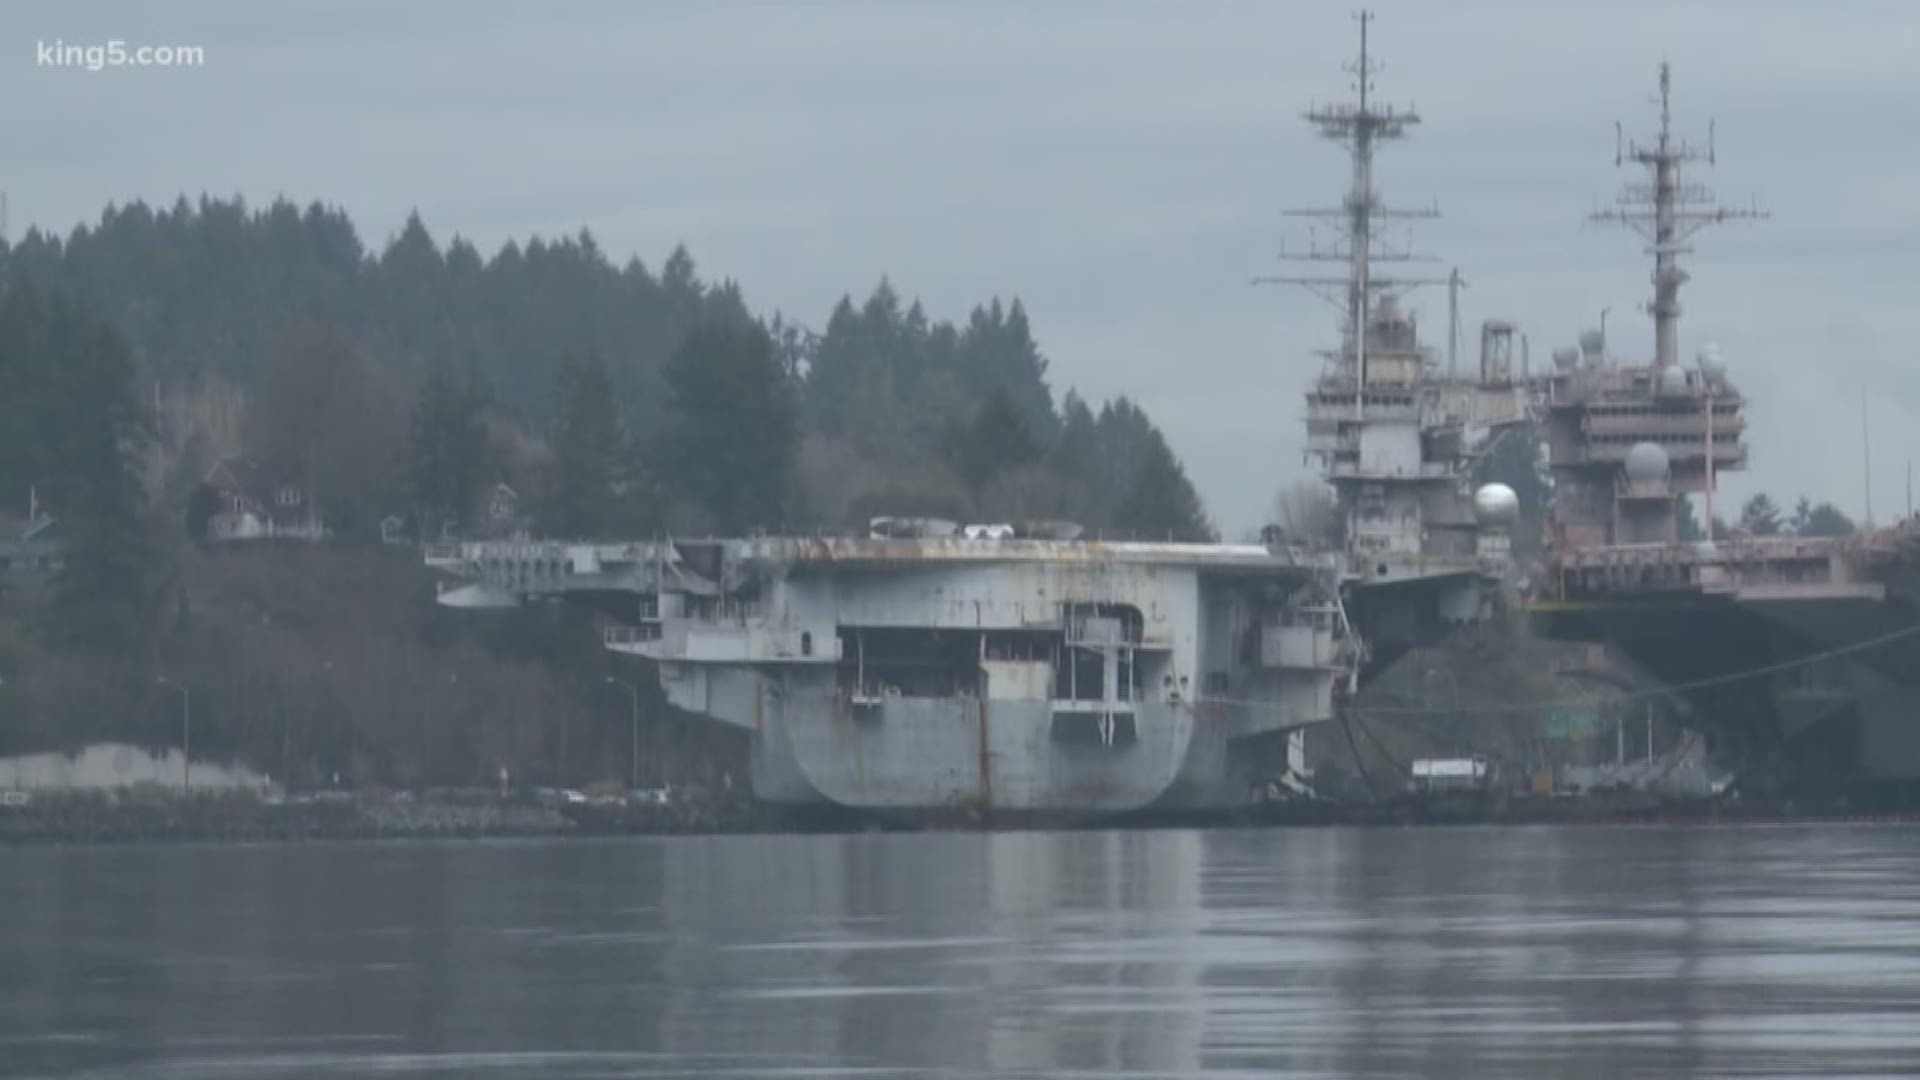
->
[5,1,1917,536]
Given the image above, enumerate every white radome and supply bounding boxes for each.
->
[1696,343,1728,381]
[1473,483,1520,528]
[1624,441,1670,483]
[1657,364,1690,396]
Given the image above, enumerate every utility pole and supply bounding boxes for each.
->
[606,676,641,790]
[157,676,191,791]
[1863,392,1874,527]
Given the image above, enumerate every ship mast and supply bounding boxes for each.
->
[1590,63,1768,370]
[1259,10,1442,413]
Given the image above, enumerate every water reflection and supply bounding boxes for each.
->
[3,825,1920,1077]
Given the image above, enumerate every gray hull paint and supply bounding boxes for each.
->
[677,666,1269,815]
[433,536,1346,817]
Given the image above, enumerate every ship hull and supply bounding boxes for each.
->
[715,671,1291,819]
[432,534,1346,819]
[1536,590,1920,793]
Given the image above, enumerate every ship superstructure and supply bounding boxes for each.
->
[1264,12,1528,651]
[1533,68,1920,796]
[1539,63,1765,550]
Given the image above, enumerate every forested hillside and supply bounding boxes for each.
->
[0,197,1211,787]
[0,196,1213,542]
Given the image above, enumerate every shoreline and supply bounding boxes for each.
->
[4,789,1920,845]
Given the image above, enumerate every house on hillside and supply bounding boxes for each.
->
[396,481,532,548]
[479,482,528,538]
[379,514,409,546]
[434,481,531,542]
[199,459,329,543]
[0,505,61,579]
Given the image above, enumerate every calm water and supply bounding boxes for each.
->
[4,825,1920,1078]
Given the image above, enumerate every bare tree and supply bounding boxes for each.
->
[1268,479,1340,550]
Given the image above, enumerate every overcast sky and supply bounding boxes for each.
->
[5,1,1917,536]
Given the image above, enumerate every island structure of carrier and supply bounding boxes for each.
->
[1261,10,1531,667]
[1528,64,1920,791]
[428,525,1355,817]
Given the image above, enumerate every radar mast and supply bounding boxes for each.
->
[1258,9,1444,409]
[1589,63,1768,369]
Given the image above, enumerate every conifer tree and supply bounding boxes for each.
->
[1738,492,1783,537]
[0,286,157,647]
[952,386,1039,493]
[545,354,627,537]
[659,318,796,534]
[406,363,494,537]
[247,323,399,539]
[1112,433,1214,541]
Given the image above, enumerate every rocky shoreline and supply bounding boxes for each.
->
[0,790,775,844]
[5,788,1915,845]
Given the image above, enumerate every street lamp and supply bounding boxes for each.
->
[605,676,640,791]
[156,675,191,791]
[291,659,336,792]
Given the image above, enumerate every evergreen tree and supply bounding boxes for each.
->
[951,387,1039,493]
[0,287,157,647]
[1085,399,1213,541]
[1738,492,1783,537]
[1795,499,1855,538]
[1112,432,1214,541]
[0,197,751,433]
[1472,424,1551,556]
[1050,392,1100,480]
[765,312,818,383]
[659,318,796,534]
[406,363,494,537]
[544,354,627,537]
[0,198,1225,554]
[246,322,400,539]
[1676,494,1706,542]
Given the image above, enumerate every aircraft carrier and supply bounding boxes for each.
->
[421,15,1532,819]
[430,530,1356,817]
[426,20,1920,813]
[1526,64,1920,798]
